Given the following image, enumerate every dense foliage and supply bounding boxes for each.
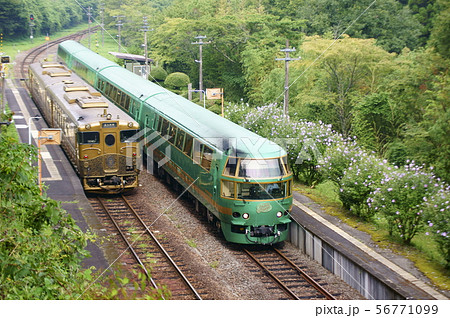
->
[0,124,91,299]
[0,0,96,37]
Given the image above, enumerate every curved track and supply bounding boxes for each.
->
[89,195,203,300]
[243,247,337,300]
[19,28,95,80]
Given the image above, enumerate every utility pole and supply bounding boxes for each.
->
[114,15,125,52]
[87,6,92,49]
[275,40,300,118]
[141,16,153,78]
[99,3,105,47]
[192,35,210,103]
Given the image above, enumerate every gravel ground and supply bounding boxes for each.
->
[127,169,364,300]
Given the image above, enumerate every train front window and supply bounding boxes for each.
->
[78,131,99,144]
[120,130,139,143]
[236,182,286,200]
[238,158,284,178]
[224,157,238,177]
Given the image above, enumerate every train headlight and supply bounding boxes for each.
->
[232,212,241,218]
[85,124,91,130]
[276,211,283,218]
[242,213,250,220]
[128,122,134,128]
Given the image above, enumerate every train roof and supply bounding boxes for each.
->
[29,61,138,128]
[59,40,286,158]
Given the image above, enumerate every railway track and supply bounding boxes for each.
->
[242,247,337,300]
[19,28,96,79]
[89,195,203,300]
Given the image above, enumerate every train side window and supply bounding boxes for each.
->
[183,134,193,157]
[161,119,169,137]
[104,83,111,96]
[157,116,163,132]
[110,87,117,101]
[124,95,131,110]
[78,131,100,144]
[175,130,185,150]
[201,145,213,171]
[168,124,177,143]
[193,140,202,164]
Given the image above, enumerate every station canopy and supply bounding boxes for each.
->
[108,52,153,64]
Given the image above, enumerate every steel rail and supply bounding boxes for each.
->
[20,28,97,79]
[243,248,300,300]
[120,195,203,300]
[274,248,336,300]
[96,197,163,298]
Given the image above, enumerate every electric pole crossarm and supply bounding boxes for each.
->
[275,40,301,118]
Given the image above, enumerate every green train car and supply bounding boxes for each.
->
[58,40,293,244]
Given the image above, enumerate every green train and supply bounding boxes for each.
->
[58,40,293,244]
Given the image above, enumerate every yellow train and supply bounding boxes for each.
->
[28,61,140,193]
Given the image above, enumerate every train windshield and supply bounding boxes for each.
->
[120,129,139,143]
[78,131,100,144]
[239,158,284,178]
[237,182,287,200]
[224,157,290,178]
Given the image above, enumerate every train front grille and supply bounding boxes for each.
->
[80,155,136,177]
[104,154,118,170]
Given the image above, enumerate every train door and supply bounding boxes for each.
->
[102,127,119,172]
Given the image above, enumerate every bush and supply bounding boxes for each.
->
[149,66,168,82]
[0,132,93,299]
[368,163,442,244]
[423,187,450,268]
[320,139,362,186]
[338,154,387,219]
[164,72,190,89]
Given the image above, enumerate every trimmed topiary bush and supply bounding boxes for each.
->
[149,66,168,82]
[164,72,190,89]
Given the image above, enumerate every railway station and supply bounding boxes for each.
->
[1,36,448,301]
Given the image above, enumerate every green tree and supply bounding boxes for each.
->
[282,36,394,137]
[263,0,424,53]
[428,0,450,59]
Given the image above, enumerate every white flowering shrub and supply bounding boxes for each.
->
[423,187,450,267]
[319,137,363,186]
[368,163,443,244]
[338,154,387,219]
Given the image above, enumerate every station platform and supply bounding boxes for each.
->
[290,192,449,300]
[5,78,110,271]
